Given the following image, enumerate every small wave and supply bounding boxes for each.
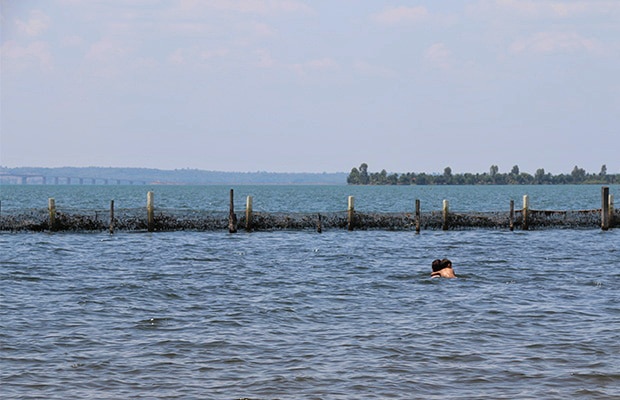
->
[570,371,620,385]
[177,256,221,262]
[134,317,173,330]
[5,273,42,282]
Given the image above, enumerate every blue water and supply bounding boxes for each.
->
[1,185,619,399]
[1,184,618,212]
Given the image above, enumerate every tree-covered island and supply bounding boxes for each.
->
[347,163,618,185]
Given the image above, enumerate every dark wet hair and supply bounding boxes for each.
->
[432,258,452,272]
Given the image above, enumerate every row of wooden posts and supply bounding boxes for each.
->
[45,187,615,233]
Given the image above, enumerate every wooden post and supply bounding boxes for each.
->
[609,194,615,228]
[522,195,529,231]
[109,200,115,234]
[347,196,355,231]
[442,199,449,231]
[509,199,515,231]
[245,195,253,232]
[602,186,610,231]
[147,191,154,232]
[48,198,56,231]
[317,213,322,233]
[228,189,237,233]
[415,199,421,234]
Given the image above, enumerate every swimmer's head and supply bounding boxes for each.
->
[431,258,456,278]
[432,258,452,271]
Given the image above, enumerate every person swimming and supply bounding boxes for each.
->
[431,258,456,278]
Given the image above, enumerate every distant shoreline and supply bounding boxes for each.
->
[2,165,619,186]
[0,166,348,185]
[347,163,619,185]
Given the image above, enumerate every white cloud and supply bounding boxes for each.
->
[484,0,620,18]
[306,58,337,69]
[61,35,85,47]
[131,57,158,70]
[230,21,278,46]
[167,47,229,66]
[252,49,341,75]
[168,48,186,65]
[353,61,397,78]
[163,21,211,36]
[0,40,53,71]
[291,57,338,75]
[251,50,339,74]
[179,0,312,15]
[425,43,452,70]
[255,49,276,68]
[83,38,131,77]
[85,38,129,63]
[510,31,602,55]
[200,48,230,61]
[372,6,429,25]
[15,10,51,37]
[246,21,276,37]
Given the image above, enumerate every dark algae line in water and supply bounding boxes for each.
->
[0,187,616,232]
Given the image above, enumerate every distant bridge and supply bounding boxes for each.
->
[0,173,148,185]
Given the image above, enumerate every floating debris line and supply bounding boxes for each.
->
[0,188,616,232]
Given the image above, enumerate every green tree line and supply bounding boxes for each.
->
[347,163,619,185]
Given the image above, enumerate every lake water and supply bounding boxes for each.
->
[1,185,619,399]
[1,184,618,212]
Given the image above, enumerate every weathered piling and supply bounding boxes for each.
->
[48,198,56,231]
[415,199,421,234]
[347,196,355,231]
[602,186,610,231]
[610,194,615,227]
[522,195,530,231]
[509,199,515,231]
[228,189,237,233]
[2,187,617,233]
[109,200,115,234]
[147,191,155,232]
[245,196,253,232]
[442,199,449,231]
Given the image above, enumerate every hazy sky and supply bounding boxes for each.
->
[1,1,619,174]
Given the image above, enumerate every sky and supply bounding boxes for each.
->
[1,0,619,174]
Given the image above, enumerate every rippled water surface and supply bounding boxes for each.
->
[2,228,619,399]
[2,184,619,212]
[1,185,620,399]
